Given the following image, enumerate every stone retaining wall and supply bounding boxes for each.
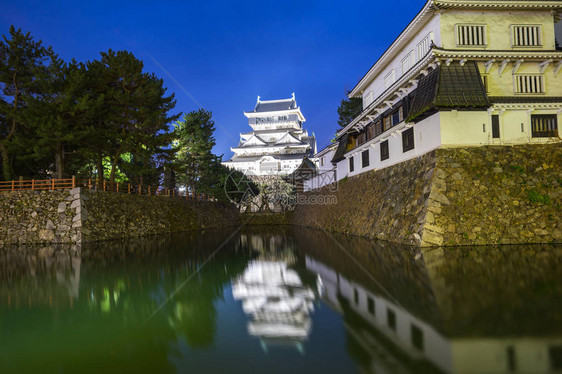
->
[0,188,240,244]
[292,144,562,247]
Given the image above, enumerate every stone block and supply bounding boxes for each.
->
[69,187,81,195]
[46,219,55,230]
[70,199,81,209]
[421,230,443,246]
[57,202,66,213]
[38,229,55,242]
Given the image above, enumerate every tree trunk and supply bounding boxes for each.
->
[97,153,104,189]
[54,143,64,179]
[109,146,123,186]
[0,142,12,181]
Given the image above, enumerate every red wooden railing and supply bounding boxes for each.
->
[0,177,211,201]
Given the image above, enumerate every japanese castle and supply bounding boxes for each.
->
[305,0,562,191]
[223,94,317,176]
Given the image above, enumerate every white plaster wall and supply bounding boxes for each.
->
[451,338,562,374]
[440,10,556,51]
[338,112,442,178]
[362,15,442,109]
[441,110,561,147]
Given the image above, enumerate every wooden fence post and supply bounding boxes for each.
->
[52,179,55,190]
[139,184,141,195]
[88,179,92,190]
[148,186,151,195]
[116,183,119,193]
[128,183,131,194]
[12,180,15,191]
[103,181,106,191]
[72,176,76,189]
[31,179,35,191]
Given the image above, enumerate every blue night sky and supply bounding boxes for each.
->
[2,1,561,160]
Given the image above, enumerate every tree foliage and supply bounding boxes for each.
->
[337,92,363,129]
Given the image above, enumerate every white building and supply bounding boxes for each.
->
[325,0,562,185]
[223,94,317,176]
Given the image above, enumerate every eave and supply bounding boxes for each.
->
[349,0,436,98]
[433,48,562,60]
[434,0,562,10]
[244,107,306,122]
[338,50,436,138]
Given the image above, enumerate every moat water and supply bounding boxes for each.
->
[0,226,560,373]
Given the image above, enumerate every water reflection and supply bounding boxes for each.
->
[0,227,560,374]
[297,230,562,373]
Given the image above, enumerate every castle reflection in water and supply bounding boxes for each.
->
[0,228,560,374]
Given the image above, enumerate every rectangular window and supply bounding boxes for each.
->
[411,324,424,351]
[531,114,558,138]
[402,128,414,152]
[349,156,354,173]
[391,107,403,126]
[456,25,486,46]
[366,124,375,140]
[492,115,500,138]
[380,140,389,161]
[384,70,395,89]
[367,296,375,315]
[512,25,541,46]
[383,115,392,131]
[401,51,414,75]
[374,120,382,137]
[357,132,366,146]
[320,158,324,166]
[514,75,545,94]
[507,346,516,372]
[362,150,369,168]
[387,309,396,331]
[417,32,433,60]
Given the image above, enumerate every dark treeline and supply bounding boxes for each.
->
[0,26,246,202]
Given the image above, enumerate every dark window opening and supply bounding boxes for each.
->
[549,345,562,370]
[374,120,382,137]
[411,324,424,351]
[362,150,369,168]
[492,115,500,138]
[387,309,396,331]
[349,156,354,173]
[380,141,389,161]
[353,288,359,305]
[367,296,375,315]
[507,346,516,372]
[532,114,558,138]
[402,128,414,152]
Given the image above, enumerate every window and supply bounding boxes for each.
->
[456,25,486,46]
[320,157,324,166]
[367,297,375,315]
[401,51,414,75]
[507,346,516,372]
[383,115,392,131]
[391,107,403,126]
[349,156,354,173]
[515,75,545,94]
[512,25,541,46]
[402,128,414,152]
[417,32,433,60]
[380,140,389,161]
[366,124,375,140]
[374,120,382,137]
[362,150,369,168]
[531,115,558,138]
[384,70,395,89]
[492,115,500,138]
[387,309,396,331]
[353,288,359,304]
[411,324,424,351]
[356,132,366,146]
